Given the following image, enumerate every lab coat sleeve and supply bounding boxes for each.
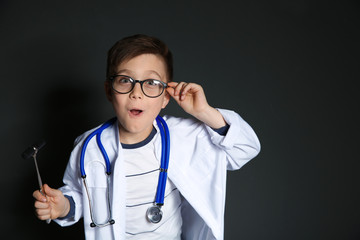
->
[205,108,261,170]
[166,108,260,240]
[54,135,87,226]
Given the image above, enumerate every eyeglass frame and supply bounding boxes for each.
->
[108,75,168,98]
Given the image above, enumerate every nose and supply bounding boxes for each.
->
[129,82,143,99]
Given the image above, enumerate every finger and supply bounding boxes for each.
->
[35,209,51,220]
[179,83,195,101]
[179,82,202,101]
[167,82,190,97]
[166,81,179,88]
[34,200,50,209]
[33,190,47,202]
[179,82,189,97]
[166,81,179,95]
[43,184,59,198]
[38,214,51,221]
[172,82,187,96]
[34,203,51,219]
[165,84,176,96]
[166,85,182,104]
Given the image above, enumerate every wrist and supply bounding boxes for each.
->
[59,196,71,218]
[194,106,226,129]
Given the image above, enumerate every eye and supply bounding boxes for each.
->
[145,79,161,87]
[115,76,132,84]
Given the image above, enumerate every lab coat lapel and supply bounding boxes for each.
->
[153,119,163,165]
[102,121,126,240]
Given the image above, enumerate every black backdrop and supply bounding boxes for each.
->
[1,0,359,239]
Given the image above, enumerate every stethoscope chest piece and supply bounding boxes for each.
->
[146,206,163,224]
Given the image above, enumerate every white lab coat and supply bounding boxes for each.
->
[55,109,260,240]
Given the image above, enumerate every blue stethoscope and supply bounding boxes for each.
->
[80,115,170,227]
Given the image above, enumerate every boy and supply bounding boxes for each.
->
[33,34,260,240]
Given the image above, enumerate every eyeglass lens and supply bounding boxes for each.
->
[112,76,165,97]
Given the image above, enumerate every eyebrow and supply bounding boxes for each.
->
[116,69,163,80]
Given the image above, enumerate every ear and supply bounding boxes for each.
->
[161,92,170,109]
[104,81,113,102]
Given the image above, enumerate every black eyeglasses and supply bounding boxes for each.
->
[109,75,168,98]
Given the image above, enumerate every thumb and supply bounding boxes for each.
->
[166,87,181,104]
[42,184,59,198]
[166,86,175,97]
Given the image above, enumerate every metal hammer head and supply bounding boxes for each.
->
[21,140,46,159]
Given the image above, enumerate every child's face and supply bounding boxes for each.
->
[105,54,170,144]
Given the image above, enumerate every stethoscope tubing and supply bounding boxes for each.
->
[155,116,170,206]
[80,118,116,177]
[80,115,170,208]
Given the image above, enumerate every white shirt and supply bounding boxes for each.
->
[122,129,182,239]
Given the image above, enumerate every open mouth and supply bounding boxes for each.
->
[129,109,143,116]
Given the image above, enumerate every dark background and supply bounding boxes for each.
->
[1,0,359,239]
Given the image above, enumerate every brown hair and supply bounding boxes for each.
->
[106,34,173,82]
